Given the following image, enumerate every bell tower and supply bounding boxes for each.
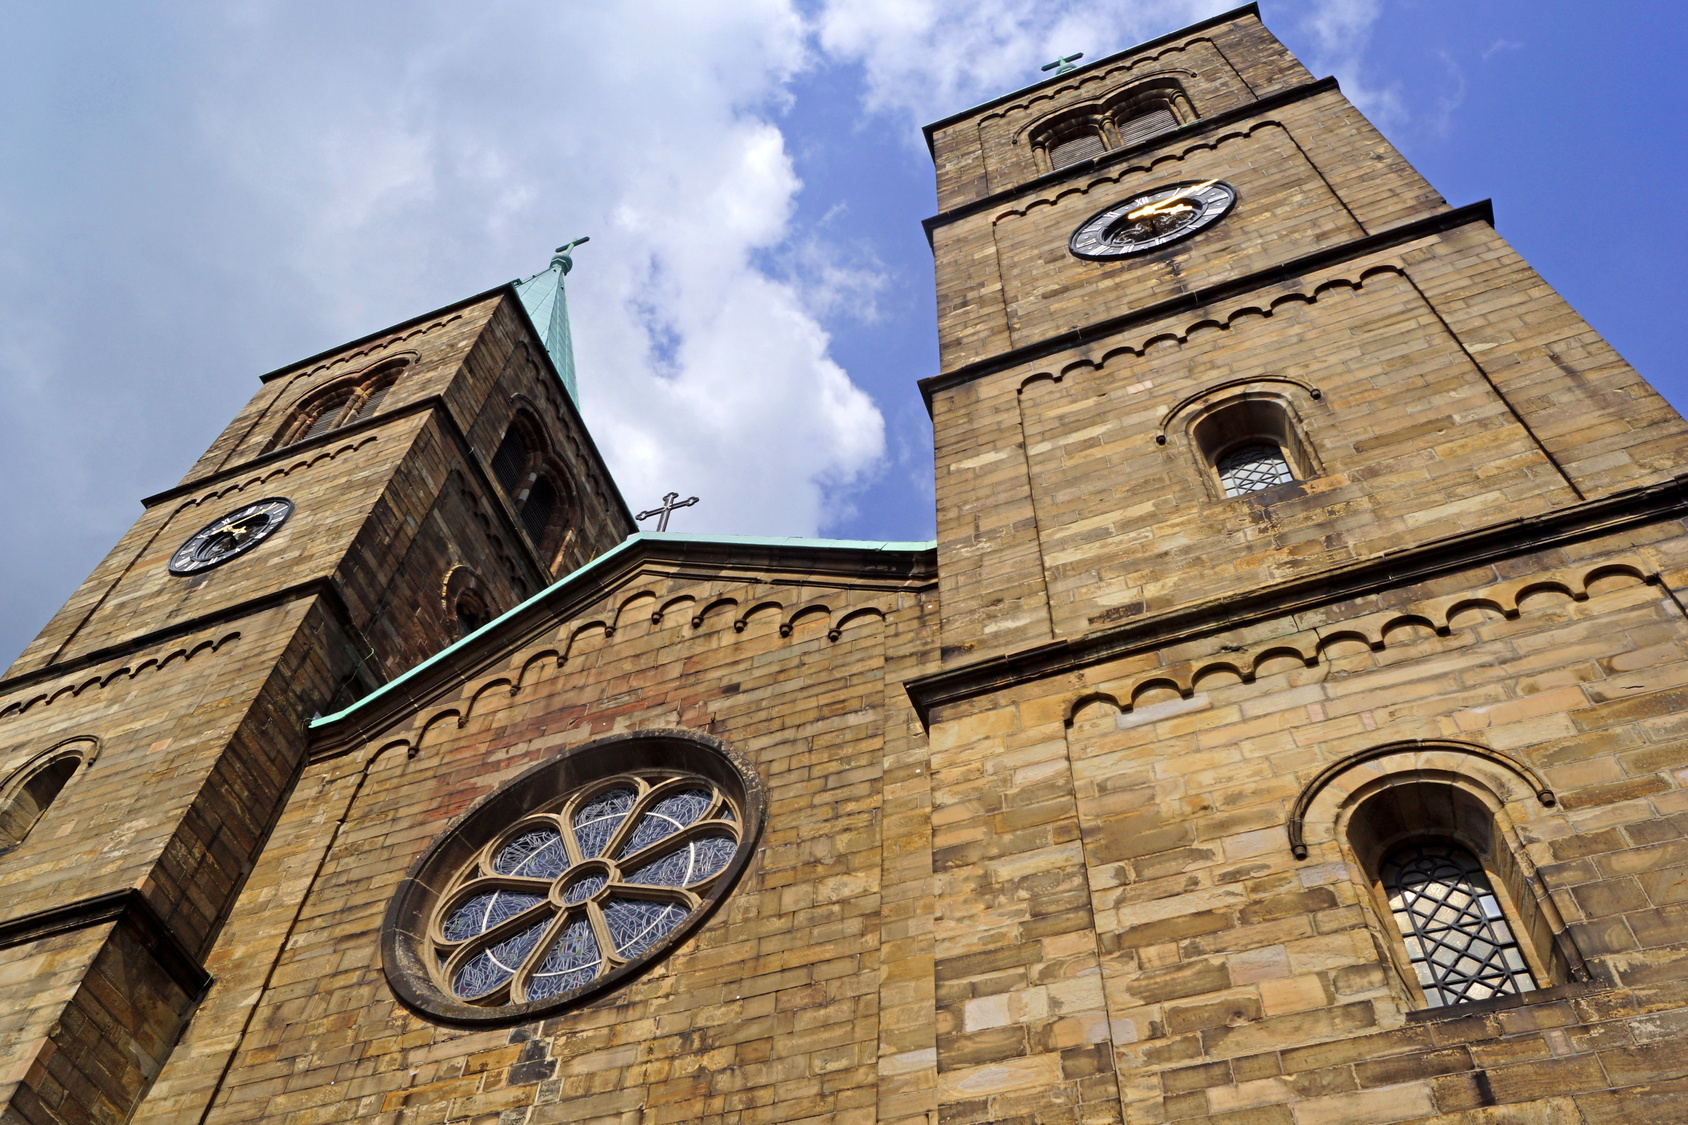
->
[908,5,1688,1123]
[0,266,632,1123]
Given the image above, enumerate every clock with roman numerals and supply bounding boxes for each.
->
[1069,179,1237,259]
[168,498,294,575]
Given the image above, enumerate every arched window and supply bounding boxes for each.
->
[1381,842,1536,1007]
[1102,80,1193,148]
[1346,779,1557,1010]
[0,743,92,854]
[273,362,406,450]
[486,414,573,560]
[443,567,496,640]
[1190,395,1315,500]
[1032,79,1197,173]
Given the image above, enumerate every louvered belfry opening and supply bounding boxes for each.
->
[1049,130,1107,170]
[297,392,354,444]
[1115,106,1177,147]
[351,379,394,423]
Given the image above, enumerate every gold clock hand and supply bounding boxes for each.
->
[1126,179,1217,221]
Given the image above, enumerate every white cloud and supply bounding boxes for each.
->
[815,0,1229,128]
[1293,0,1403,126]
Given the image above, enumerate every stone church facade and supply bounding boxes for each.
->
[2,5,1687,1123]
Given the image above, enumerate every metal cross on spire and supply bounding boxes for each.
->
[636,492,699,532]
[1041,52,1084,75]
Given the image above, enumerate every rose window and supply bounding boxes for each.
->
[384,733,762,1025]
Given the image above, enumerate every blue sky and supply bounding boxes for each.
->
[0,1,1681,665]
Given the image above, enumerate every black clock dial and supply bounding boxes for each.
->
[168,498,294,576]
[1069,179,1237,259]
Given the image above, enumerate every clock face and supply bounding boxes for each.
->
[168,498,294,576]
[1069,179,1237,259]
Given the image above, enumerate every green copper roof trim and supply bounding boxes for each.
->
[308,531,936,731]
[514,239,588,404]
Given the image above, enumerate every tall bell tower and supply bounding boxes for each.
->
[908,5,1688,1122]
[0,269,631,1123]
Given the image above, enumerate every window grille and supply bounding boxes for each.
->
[1050,131,1107,169]
[1217,442,1294,497]
[1116,107,1177,147]
[1382,842,1537,1007]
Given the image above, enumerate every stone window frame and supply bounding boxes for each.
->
[271,358,409,450]
[1295,744,1584,1014]
[1160,381,1322,503]
[442,565,495,639]
[381,730,765,1028]
[1025,77,1199,173]
[0,737,99,856]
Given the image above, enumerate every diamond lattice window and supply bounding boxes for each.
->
[1217,442,1294,497]
[1382,842,1537,1007]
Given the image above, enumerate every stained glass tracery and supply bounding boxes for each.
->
[1381,842,1537,1007]
[429,772,740,1007]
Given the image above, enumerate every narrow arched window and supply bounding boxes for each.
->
[1382,842,1537,1007]
[442,566,497,642]
[0,752,84,854]
[1345,779,1559,1011]
[1189,394,1315,500]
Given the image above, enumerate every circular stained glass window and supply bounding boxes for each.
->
[383,731,763,1025]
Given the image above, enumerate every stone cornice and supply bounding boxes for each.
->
[902,475,1688,725]
[0,888,211,999]
[918,199,1493,410]
[922,74,1336,235]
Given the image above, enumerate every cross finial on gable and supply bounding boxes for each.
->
[1041,52,1084,75]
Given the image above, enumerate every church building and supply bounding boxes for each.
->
[4,6,1688,1123]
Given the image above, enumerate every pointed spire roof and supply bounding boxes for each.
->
[514,237,588,404]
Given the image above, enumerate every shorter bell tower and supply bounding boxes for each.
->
[0,256,632,1124]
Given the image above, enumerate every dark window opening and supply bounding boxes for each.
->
[454,591,491,638]
[521,476,558,546]
[492,429,530,497]
[0,755,81,854]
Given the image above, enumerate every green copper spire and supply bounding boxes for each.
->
[514,237,588,404]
